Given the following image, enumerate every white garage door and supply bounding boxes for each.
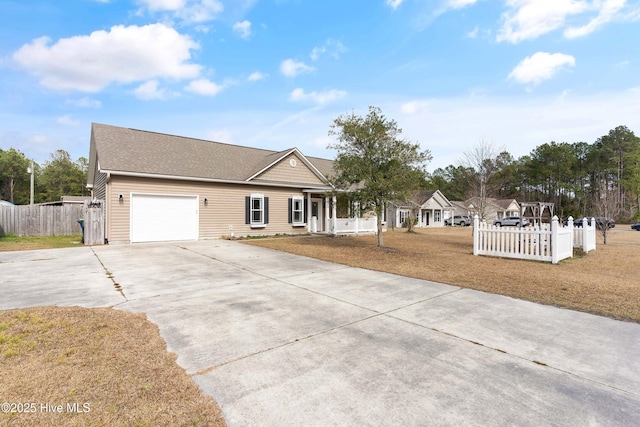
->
[130,193,199,243]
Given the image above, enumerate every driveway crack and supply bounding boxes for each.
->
[384,313,640,399]
[90,247,128,301]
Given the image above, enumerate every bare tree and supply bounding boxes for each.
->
[461,141,501,220]
[592,184,621,245]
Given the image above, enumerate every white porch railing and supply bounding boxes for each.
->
[333,217,377,235]
[473,215,594,264]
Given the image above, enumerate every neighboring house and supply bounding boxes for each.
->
[87,123,351,243]
[451,197,520,222]
[388,190,453,228]
[36,196,92,206]
[450,200,469,217]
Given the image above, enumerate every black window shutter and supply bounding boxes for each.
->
[264,197,269,224]
[303,198,307,223]
[245,196,250,224]
[288,198,292,224]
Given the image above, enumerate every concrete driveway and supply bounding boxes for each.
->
[1,240,639,426]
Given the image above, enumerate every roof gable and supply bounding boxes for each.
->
[495,199,520,211]
[390,189,452,209]
[419,189,452,209]
[247,148,327,186]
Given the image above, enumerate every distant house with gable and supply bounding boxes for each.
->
[388,190,453,228]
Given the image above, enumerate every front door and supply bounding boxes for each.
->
[311,199,323,232]
[423,211,430,226]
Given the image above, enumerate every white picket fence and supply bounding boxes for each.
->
[473,216,596,264]
[333,217,377,235]
[572,218,597,253]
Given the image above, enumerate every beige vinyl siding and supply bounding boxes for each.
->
[254,154,325,186]
[107,175,311,243]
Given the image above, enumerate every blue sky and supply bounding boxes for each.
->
[1,0,639,171]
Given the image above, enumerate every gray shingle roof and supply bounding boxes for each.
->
[91,123,334,185]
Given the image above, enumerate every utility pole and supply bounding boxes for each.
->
[27,160,34,205]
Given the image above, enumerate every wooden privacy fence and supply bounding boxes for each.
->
[82,200,105,245]
[0,201,105,245]
[473,215,596,264]
[0,204,84,237]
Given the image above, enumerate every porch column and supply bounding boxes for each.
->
[354,202,359,235]
[307,192,312,233]
[324,196,330,233]
[332,195,337,236]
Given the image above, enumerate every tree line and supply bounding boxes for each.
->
[0,148,88,205]
[428,125,640,222]
[3,119,638,227]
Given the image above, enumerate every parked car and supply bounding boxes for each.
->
[572,217,616,229]
[596,217,615,229]
[631,223,640,231]
[0,200,15,207]
[444,215,471,226]
[493,216,529,227]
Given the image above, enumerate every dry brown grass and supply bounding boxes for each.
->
[246,226,640,322]
[0,306,226,427]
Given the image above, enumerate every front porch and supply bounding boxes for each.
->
[303,191,380,235]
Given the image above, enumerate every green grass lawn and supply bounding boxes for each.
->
[0,234,83,252]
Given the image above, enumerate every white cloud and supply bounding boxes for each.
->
[401,100,430,115]
[387,0,403,9]
[56,115,80,126]
[206,128,234,143]
[289,88,346,105]
[138,0,186,11]
[280,59,315,77]
[194,24,212,33]
[496,0,634,43]
[248,71,267,81]
[446,0,478,9]
[185,78,223,96]
[310,39,347,61]
[134,80,169,100]
[66,97,102,108]
[508,52,576,86]
[497,0,589,43]
[466,26,480,38]
[12,24,201,93]
[309,46,325,61]
[138,0,224,23]
[564,0,626,38]
[233,20,252,38]
[178,0,224,23]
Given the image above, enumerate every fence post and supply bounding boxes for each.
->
[551,215,559,264]
[567,216,574,247]
[473,215,479,256]
[582,218,589,252]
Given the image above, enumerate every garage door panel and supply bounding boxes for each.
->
[131,194,199,243]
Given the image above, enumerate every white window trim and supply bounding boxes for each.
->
[292,196,306,227]
[250,193,265,228]
[399,209,410,227]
